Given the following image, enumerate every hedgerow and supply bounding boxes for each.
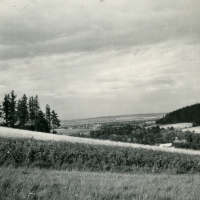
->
[0,136,200,174]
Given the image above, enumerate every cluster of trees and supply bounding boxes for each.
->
[0,90,60,133]
[156,103,200,126]
[88,125,170,145]
[132,126,164,144]
[76,122,200,150]
[172,131,200,150]
[89,124,135,141]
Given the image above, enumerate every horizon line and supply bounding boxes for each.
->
[61,112,166,121]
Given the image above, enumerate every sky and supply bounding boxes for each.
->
[0,0,200,120]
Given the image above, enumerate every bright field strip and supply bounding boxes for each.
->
[182,126,200,134]
[55,128,91,136]
[159,123,193,129]
[1,126,200,155]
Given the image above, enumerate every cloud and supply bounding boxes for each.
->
[0,0,199,60]
[0,0,199,119]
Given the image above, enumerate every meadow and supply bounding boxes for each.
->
[182,126,200,134]
[159,123,193,129]
[1,167,200,200]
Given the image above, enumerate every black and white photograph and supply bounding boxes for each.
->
[0,0,200,199]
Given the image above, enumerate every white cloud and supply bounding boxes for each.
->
[0,0,199,119]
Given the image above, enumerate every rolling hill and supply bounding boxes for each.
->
[156,103,200,126]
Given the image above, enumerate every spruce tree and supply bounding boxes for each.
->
[28,95,40,131]
[28,96,35,128]
[9,90,17,127]
[33,95,40,131]
[0,103,3,124]
[36,110,49,132]
[2,94,10,126]
[51,110,60,133]
[17,94,29,128]
[45,104,51,132]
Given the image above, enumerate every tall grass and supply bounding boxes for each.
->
[1,136,200,174]
[1,167,200,200]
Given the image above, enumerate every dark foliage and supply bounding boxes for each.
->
[156,103,200,126]
[81,124,200,150]
[0,90,60,133]
[90,124,135,141]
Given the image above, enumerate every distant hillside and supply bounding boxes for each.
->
[62,113,165,126]
[156,103,200,126]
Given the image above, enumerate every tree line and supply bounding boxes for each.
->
[156,103,200,126]
[75,123,200,150]
[87,125,164,144]
[0,90,60,133]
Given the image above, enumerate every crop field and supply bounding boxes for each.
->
[159,123,193,129]
[1,136,200,174]
[1,130,200,199]
[55,128,91,136]
[182,126,200,134]
[1,126,200,155]
[1,167,200,200]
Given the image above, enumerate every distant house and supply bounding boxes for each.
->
[160,130,171,134]
[172,139,188,148]
[173,139,187,144]
[159,143,172,148]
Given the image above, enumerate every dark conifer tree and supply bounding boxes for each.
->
[0,103,3,124]
[28,95,40,131]
[2,94,10,126]
[45,104,51,132]
[9,90,17,127]
[17,94,29,129]
[51,110,60,133]
[33,95,40,131]
[36,110,49,132]
[28,96,35,127]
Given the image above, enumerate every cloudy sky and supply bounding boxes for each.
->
[0,0,200,120]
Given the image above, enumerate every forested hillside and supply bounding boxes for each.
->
[156,103,200,126]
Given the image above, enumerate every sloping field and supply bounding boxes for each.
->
[1,126,200,155]
[182,126,200,134]
[160,123,192,129]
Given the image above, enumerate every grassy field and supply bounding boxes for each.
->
[1,127,200,199]
[1,167,200,200]
[159,123,193,129]
[1,126,200,155]
[55,128,91,136]
[182,126,200,134]
[3,136,200,174]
